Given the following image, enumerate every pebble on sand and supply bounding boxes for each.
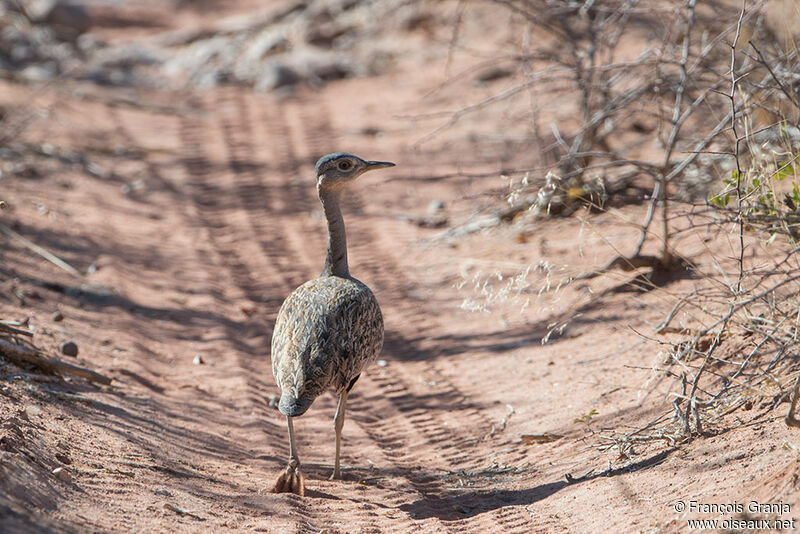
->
[52,467,71,482]
[60,341,78,357]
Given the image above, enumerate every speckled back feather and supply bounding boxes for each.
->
[271,275,383,416]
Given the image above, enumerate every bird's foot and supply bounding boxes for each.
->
[329,467,341,481]
[272,458,305,496]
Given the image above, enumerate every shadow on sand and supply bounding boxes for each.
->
[400,448,674,520]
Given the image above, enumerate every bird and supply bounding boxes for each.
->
[270,152,394,496]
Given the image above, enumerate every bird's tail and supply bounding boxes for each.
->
[278,394,313,417]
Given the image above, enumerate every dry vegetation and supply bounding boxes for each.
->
[442,0,800,458]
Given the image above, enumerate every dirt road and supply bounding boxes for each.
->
[3,3,800,532]
[0,82,562,532]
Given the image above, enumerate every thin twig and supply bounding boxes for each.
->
[0,338,111,385]
[163,503,205,521]
[0,321,34,337]
[0,223,82,278]
[730,0,747,293]
[785,377,800,428]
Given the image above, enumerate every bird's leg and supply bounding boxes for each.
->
[330,389,349,480]
[287,414,298,461]
[272,416,305,496]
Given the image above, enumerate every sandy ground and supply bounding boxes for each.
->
[2,2,800,533]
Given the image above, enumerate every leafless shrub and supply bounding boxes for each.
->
[429,0,765,264]
[440,0,800,455]
[605,0,800,452]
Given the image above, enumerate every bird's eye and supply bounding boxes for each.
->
[337,161,352,171]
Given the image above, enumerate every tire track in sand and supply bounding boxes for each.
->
[176,91,335,534]
[179,90,416,534]
[295,99,538,533]
[250,94,436,534]
[100,100,291,530]
[177,87,535,533]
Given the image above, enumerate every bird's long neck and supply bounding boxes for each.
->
[319,188,349,278]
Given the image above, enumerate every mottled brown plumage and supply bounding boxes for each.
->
[272,277,383,408]
[270,152,394,495]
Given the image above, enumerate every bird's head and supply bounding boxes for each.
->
[315,152,395,193]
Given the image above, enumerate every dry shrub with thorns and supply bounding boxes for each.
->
[440,1,800,457]
[436,1,778,264]
[600,0,800,456]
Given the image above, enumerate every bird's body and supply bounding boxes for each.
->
[270,152,393,496]
[271,275,383,416]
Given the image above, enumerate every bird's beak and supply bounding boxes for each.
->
[365,160,395,171]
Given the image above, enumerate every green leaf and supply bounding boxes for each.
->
[709,191,730,207]
[573,409,598,425]
[777,163,794,181]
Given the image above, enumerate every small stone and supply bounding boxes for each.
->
[24,405,41,419]
[268,394,279,409]
[87,263,97,275]
[427,200,445,214]
[60,341,78,357]
[361,126,383,137]
[475,66,514,84]
[376,359,388,367]
[22,0,92,37]
[192,355,204,365]
[21,288,42,300]
[21,65,56,82]
[55,452,71,464]
[52,467,71,482]
[154,489,171,496]
[121,180,145,194]
[255,61,300,91]
[86,163,106,178]
[52,310,64,322]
